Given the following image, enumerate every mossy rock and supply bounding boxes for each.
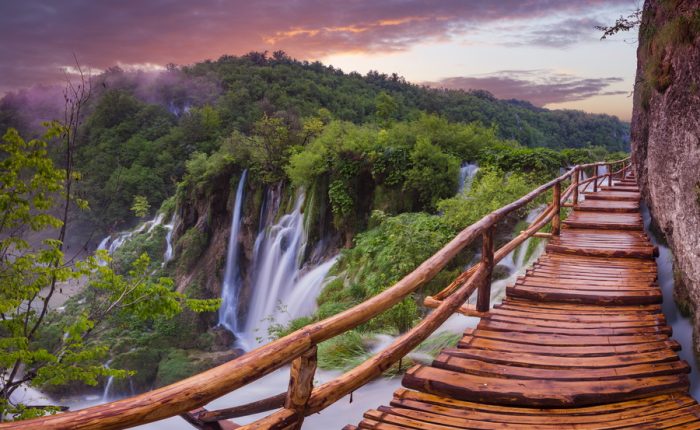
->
[110,348,163,393]
[155,349,204,387]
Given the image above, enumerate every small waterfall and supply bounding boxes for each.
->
[99,213,166,255]
[458,163,479,194]
[101,360,114,402]
[163,215,176,264]
[97,236,110,251]
[218,170,249,339]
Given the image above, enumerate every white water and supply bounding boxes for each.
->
[162,215,176,264]
[218,170,248,340]
[458,162,479,194]
[283,257,338,324]
[101,360,114,402]
[241,193,337,348]
[97,213,166,255]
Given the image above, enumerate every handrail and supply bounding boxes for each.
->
[1,156,633,430]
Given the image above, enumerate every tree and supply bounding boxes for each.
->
[595,9,642,39]
[130,195,151,218]
[0,64,219,421]
[375,92,398,126]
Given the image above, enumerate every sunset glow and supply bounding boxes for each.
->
[0,0,640,119]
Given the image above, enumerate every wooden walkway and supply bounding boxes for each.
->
[346,175,700,429]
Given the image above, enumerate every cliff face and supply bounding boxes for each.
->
[631,1,700,345]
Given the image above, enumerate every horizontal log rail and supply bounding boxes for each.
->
[0,157,632,430]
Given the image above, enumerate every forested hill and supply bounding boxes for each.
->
[0,51,629,233]
[185,53,629,151]
[3,52,628,151]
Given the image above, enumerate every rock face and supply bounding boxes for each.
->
[631,0,700,347]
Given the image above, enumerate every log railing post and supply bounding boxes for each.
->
[572,166,579,206]
[285,346,317,430]
[593,165,599,193]
[607,163,612,186]
[476,226,494,313]
[552,181,561,236]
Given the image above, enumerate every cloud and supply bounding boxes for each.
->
[0,0,633,93]
[427,70,626,106]
[503,18,607,48]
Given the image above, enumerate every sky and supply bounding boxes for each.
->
[0,0,641,120]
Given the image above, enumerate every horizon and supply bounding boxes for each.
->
[1,1,641,121]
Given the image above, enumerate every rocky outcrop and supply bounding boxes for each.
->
[631,1,700,348]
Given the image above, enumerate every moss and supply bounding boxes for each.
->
[158,196,176,220]
[641,9,700,98]
[492,264,512,281]
[155,349,202,387]
[112,224,168,273]
[176,227,209,271]
[110,348,163,393]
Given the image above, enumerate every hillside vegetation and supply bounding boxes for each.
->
[0,52,629,233]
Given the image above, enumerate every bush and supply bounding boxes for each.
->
[155,349,201,387]
[317,331,370,370]
[438,168,536,231]
[176,227,208,270]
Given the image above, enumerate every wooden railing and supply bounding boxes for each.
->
[1,157,632,430]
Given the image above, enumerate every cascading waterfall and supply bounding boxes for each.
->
[237,192,336,348]
[282,257,338,324]
[97,213,166,255]
[458,163,479,194]
[218,170,248,339]
[242,194,307,346]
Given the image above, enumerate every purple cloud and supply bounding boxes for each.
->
[427,70,626,106]
[0,0,633,93]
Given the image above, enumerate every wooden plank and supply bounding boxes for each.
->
[434,354,690,381]
[403,365,689,407]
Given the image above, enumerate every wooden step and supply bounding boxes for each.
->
[584,191,640,201]
[562,212,643,230]
[378,390,700,429]
[506,284,663,305]
[600,185,640,192]
[403,365,689,407]
[575,199,639,213]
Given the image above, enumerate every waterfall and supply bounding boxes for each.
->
[162,215,176,264]
[96,236,110,255]
[218,170,248,339]
[283,256,338,323]
[98,213,166,255]
[458,163,479,194]
[101,360,114,402]
[236,192,337,348]
[242,195,307,346]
